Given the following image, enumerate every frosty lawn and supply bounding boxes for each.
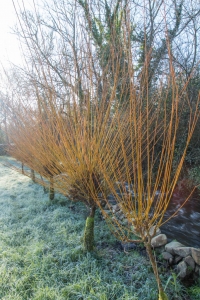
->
[0,156,197,300]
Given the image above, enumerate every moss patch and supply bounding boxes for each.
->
[84,216,95,251]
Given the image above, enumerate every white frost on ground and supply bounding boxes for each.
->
[0,156,50,218]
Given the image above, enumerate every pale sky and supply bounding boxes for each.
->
[0,0,25,68]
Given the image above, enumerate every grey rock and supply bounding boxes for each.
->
[174,255,183,264]
[112,204,120,213]
[195,265,200,275]
[162,251,173,263]
[191,248,200,266]
[165,241,184,255]
[184,256,195,270]
[118,214,125,221]
[155,245,165,254]
[149,226,161,237]
[173,247,191,258]
[104,203,110,210]
[177,261,191,278]
[151,234,167,248]
[116,210,124,218]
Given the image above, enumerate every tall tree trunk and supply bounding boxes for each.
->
[22,163,24,174]
[84,205,96,252]
[145,241,168,300]
[31,169,36,183]
[49,175,54,200]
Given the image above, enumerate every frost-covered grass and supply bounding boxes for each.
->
[0,156,195,300]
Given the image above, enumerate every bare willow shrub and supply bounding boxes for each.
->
[6,88,111,251]
[7,105,63,197]
[89,53,200,300]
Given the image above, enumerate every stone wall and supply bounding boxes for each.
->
[103,200,200,279]
[149,230,200,279]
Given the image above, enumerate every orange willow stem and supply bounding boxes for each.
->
[145,241,168,300]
